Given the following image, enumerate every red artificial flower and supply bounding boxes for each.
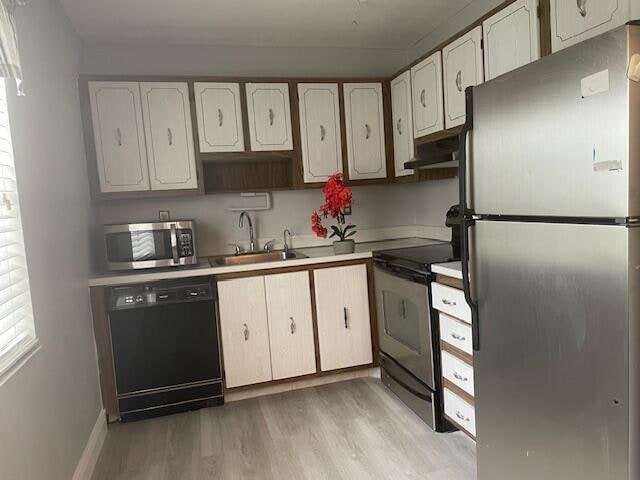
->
[319,173,352,219]
[311,211,328,238]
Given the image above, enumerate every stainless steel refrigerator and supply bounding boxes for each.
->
[460,24,640,480]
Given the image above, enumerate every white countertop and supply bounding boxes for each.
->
[89,237,443,287]
[431,261,463,280]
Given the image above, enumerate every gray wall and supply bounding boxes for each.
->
[0,1,102,479]
[95,183,421,261]
[82,43,408,78]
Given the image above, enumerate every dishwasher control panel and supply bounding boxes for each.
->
[109,280,213,310]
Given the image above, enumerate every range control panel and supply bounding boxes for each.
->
[109,281,213,311]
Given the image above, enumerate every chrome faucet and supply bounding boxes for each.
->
[283,229,292,252]
[238,211,255,252]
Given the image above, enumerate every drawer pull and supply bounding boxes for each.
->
[290,316,296,335]
[442,299,457,306]
[450,332,466,341]
[218,108,223,126]
[455,410,470,422]
[576,0,587,17]
[243,323,249,341]
[453,371,468,382]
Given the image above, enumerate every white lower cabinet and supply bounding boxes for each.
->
[444,388,476,437]
[314,264,373,371]
[343,83,387,180]
[551,0,629,52]
[217,276,273,388]
[265,271,317,380]
[218,264,373,387]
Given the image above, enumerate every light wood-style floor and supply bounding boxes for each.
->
[92,378,476,480]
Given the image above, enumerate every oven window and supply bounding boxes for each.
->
[106,230,172,263]
[382,290,421,353]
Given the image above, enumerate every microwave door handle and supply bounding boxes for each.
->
[170,224,179,264]
[459,87,480,351]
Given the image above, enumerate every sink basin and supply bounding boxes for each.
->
[211,250,307,266]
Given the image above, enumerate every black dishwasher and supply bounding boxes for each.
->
[108,279,223,421]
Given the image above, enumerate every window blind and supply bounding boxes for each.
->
[0,79,36,378]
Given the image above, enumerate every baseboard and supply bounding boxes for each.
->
[225,367,379,403]
[72,409,107,480]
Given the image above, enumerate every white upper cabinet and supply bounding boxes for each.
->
[314,264,373,371]
[390,71,414,177]
[551,0,629,52]
[193,82,244,153]
[343,83,387,180]
[483,0,540,81]
[411,51,445,138]
[442,26,484,129]
[245,83,293,151]
[265,271,317,380]
[297,83,343,183]
[88,81,150,193]
[140,82,198,190]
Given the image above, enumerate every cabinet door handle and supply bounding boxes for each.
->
[400,299,407,319]
[115,128,122,146]
[320,124,326,141]
[290,316,296,335]
[456,71,463,93]
[396,118,402,135]
[344,307,349,329]
[420,89,426,108]
[167,128,173,145]
[455,411,470,422]
[364,123,371,140]
[442,298,457,306]
[243,323,249,341]
[451,332,466,341]
[268,108,275,126]
[218,108,223,127]
[576,0,587,17]
[453,371,468,382]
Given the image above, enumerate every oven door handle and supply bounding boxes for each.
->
[170,224,179,264]
[374,259,430,284]
[384,368,433,403]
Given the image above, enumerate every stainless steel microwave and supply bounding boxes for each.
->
[104,221,197,271]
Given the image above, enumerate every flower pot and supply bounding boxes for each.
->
[333,239,355,255]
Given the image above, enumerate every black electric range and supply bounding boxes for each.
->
[372,242,459,432]
[374,242,459,274]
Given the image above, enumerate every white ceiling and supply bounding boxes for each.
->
[59,0,474,50]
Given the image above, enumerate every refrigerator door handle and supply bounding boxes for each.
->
[458,87,481,351]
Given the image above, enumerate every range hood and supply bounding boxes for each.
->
[404,126,462,170]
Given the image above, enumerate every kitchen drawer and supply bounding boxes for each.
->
[440,313,473,355]
[444,388,476,437]
[441,350,474,397]
[431,282,470,323]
